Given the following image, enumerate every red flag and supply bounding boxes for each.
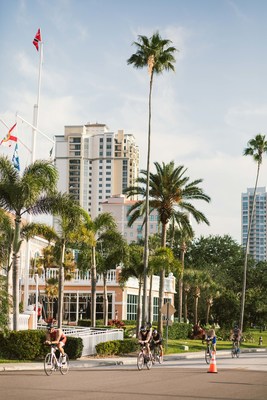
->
[33,29,41,51]
[0,123,18,147]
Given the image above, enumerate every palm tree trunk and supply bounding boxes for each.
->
[136,279,143,337]
[57,240,65,328]
[12,215,21,331]
[184,290,188,322]
[148,274,153,324]
[103,273,108,326]
[193,290,200,326]
[240,162,260,333]
[142,71,154,325]
[206,299,212,325]
[158,222,167,335]
[178,242,186,321]
[91,246,97,327]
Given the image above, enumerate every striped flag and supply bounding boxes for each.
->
[12,143,20,171]
[33,29,42,51]
[0,123,17,147]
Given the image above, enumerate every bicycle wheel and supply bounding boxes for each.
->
[152,349,156,365]
[60,354,70,375]
[205,347,211,364]
[44,353,55,376]
[137,352,144,370]
[146,354,152,370]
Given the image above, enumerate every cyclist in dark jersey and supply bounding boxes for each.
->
[45,323,67,361]
[138,323,152,358]
[150,329,163,357]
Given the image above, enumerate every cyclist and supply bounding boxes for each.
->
[45,323,67,362]
[230,325,241,348]
[150,329,163,358]
[205,328,216,353]
[138,323,152,359]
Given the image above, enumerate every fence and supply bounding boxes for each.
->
[38,324,124,356]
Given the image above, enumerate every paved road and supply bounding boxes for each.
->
[1,352,267,400]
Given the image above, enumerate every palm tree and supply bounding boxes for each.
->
[241,134,267,332]
[0,156,58,330]
[0,209,13,301]
[97,229,128,325]
[124,161,210,333]
[127,32,177,324]
[167,224,194,322]
[119,244,145,336]
[51,196,89,328]
[75,212,116,327]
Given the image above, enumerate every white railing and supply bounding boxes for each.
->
[38,324,123,356]
[27,269,117,286]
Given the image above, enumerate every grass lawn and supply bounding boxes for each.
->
[164,328,267,355]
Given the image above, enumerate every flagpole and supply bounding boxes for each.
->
[32,40,43,162]
[24,34,44,313]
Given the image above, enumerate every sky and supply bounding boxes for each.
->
[1,0,267,243]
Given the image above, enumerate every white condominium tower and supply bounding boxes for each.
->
[241,187,267,262]
[55,123,139,218]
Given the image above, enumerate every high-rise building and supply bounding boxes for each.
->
[55,123,139,218]
[102,194,159,243]
[241,187,267,261]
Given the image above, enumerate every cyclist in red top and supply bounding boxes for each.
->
[45,323,67,361]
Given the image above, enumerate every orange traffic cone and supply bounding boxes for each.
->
[207,351,218,373]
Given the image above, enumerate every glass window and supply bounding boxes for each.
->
[127,294,138,320]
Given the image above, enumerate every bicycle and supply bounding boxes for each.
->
[231,340,240,358]
[151,344,163,365]
[44,344,69,375]
[137,343,152,370]
[204,339,214,364]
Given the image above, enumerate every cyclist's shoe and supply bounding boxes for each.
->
[62,355,66,364]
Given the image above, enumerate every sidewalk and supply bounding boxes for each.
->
[0,348,266,372]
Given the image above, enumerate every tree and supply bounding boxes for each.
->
[51,195,89,328]
[124,161,210,333]
[241,134,267,332]
[0,156,58,330]
[119,244,145,336]
[75,213,116,327]
[97,229,128,325]
[127,32,177,324]
[167,224,194,322]
[0,209,13,303]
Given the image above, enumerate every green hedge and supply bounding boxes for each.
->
[0,330,83,360]
[163,323,192,340]
[95,339,138,356]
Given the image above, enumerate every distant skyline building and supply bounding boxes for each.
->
[55,123,139,219]
[102,194,159,243]
[241,187,267,262]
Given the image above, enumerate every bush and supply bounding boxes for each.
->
[95,339,138,356]
[0,330,83,360]
[163,323,192,340]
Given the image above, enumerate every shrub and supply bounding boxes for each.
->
[108,319,125,328]
[163,322,192,340]
[0,330,83,360]
[95,339,138,356]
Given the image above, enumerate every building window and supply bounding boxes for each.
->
[153,297,159,322]
[127,294,138,320]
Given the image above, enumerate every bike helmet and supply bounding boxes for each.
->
[140,325,146,332]
[152,329,158,335]
[47,323,54,330]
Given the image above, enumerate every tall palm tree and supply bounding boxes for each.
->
[127,32,177,324]
[241,134,267,332]
[0,156,58,330]
[124,161,210,333]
